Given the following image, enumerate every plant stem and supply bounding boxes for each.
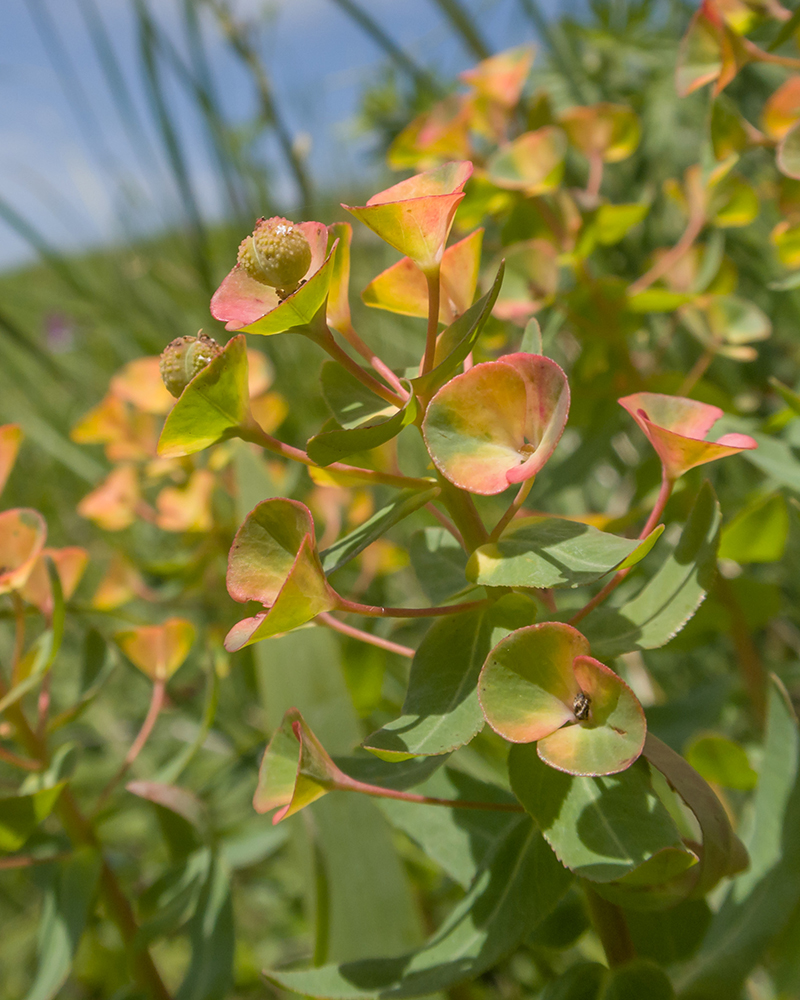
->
[316,327,406,407]
[583,885,635,967]
[3,695,172,1000]
[489,479,534,542]
[338,318,409,398]
[0,743,42,770]
[335,596,491,618]
[240,422,435,491]
[93,678,166,815]
[334,775,525,812]
[586,152,604,200]
[11,591,26,685]
[316,613,414,658]
[436,476,489,552]
[570,470,672,626]
[425,502,464,548]
[679,347,715,396]
[421,267,441,377]
[716,575,767,725]
[628,211,705,296]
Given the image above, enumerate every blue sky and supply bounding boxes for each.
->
[0,0,576,269]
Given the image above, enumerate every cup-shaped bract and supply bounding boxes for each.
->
[0,424,22,497]
[559,103,641,163]
[486,127,567,196]
[343,161,473,275]
[225,499,337,651]
[210,221,333,335]
[19,546,88,616]
[422,353,570,495]
[253,708,345,824]
[0,508,47,596]
[115,617,196,682]
[479,622,646,776]
[362,229,483,324]
[459,45,535,109]
[618,392,757,481]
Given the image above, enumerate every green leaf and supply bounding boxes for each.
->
[158,334,250,458]
[364,594,537,759]
[321,488,439,575]
[308,392,418,466]
[643,733,747,898]
[466,518,663,590]
[742,432,800,492]
[778,121,800,180]
[579,482,721,658]
[242,249,337,336]
[684,734,757,791]
[627,899,712,965]
[321,361,396,430]
[770,376,800,415]
[127,781,210,838]
[409,527,469,603]
[373,767,524,888]
[0,783,65,852]
[628,289,695,313]
[25,848,101,1000]
[176,852,235,1000]
[718,492,789,564]
[509,745,695,884]
[594,203,649,246]
[411,263,505,399]
[602,961,674,1000]
[267,819,571,999]
[479,623,646,776]
[675,678,800,999]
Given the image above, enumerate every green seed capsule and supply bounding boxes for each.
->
[159,333,223,398]
[237,217,312,298]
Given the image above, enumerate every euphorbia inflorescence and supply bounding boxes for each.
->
[237,216,313,298]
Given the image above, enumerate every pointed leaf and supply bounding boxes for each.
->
[409,527,469,604]
[308,392,418,466]
[267,819,571,999]
[115,617,195,681]
[364,595,537,759]
[509,745,694,884]
[0,783,65,852]
[176,852,234,1000]
[321,488,439,575]
[580,482,721,658]
[127,781,209,837]
[423,353,570,495]
[467,518,663,590]
[158,334,250,458]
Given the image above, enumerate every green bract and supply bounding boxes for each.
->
[423,352,570,495]
[479,622,646,775]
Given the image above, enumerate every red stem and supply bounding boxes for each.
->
[93,679,166,814]
[586,152,604,200]
[334,775,524,812]
[316,613,414,658]
[335,596,491,618]
[569,471,672,626]
[489,479,534,543]
[240,422,434,492]
[338,319,409,399]
[628,212,705,296]
[425,503,464,548]
[421,268,441,377]
[317,328,406,407]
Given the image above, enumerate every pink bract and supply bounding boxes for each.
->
[618,392,757,481]
[210,221,330,332]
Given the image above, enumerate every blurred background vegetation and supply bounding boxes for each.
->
[6,0,800,996]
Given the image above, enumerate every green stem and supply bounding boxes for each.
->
[489,479,534,543]
[421,267,441,377]
[583,885,635,967]
[435,476,489,553]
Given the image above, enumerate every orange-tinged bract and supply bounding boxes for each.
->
[343,161,473,274]
[619,392,757,480]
